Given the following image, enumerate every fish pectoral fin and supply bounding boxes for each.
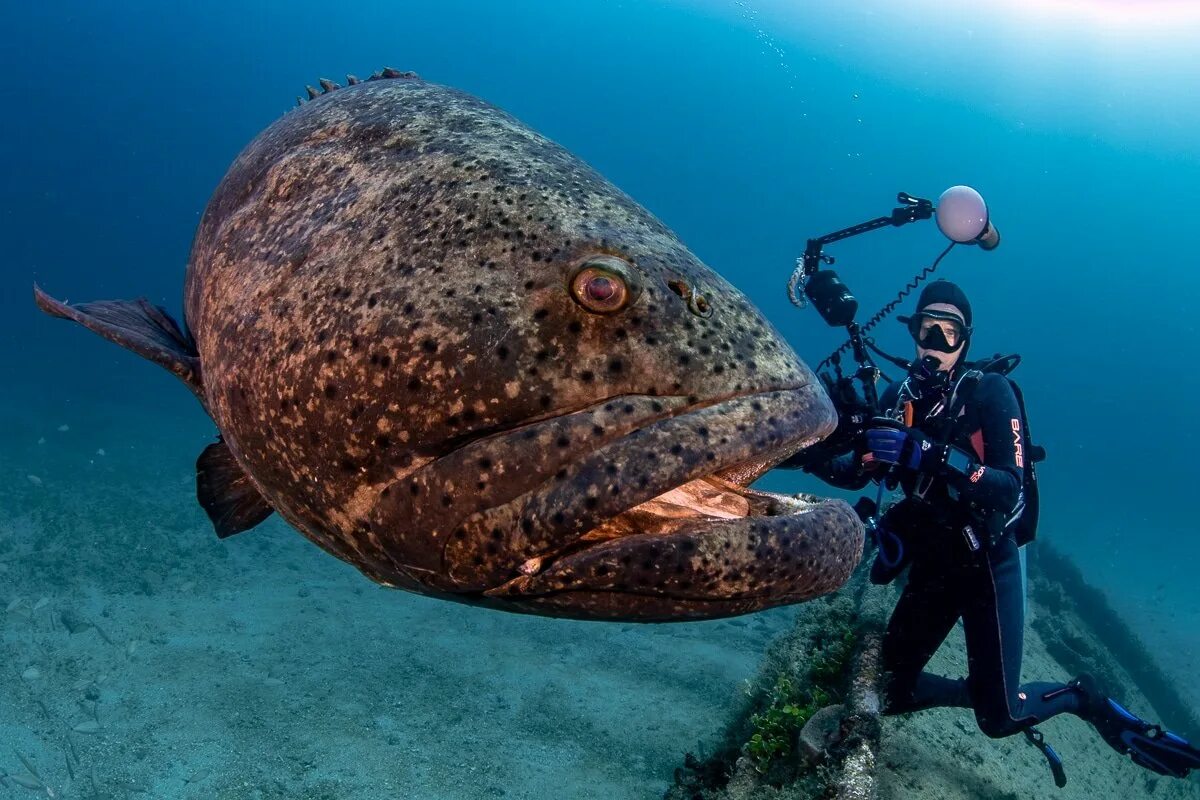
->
[33,284,202,397]
[196,440,274,538]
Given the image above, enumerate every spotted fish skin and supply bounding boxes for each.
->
[36,72,863,621]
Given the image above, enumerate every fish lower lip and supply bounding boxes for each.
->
[485,495,864,618]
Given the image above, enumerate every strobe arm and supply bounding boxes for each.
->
[801,192,934,276]
[797,193,934,327]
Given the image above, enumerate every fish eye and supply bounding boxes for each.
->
[569,257,638,314]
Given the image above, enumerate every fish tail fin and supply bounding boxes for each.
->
[34,284,203,398]
[197,439,274,538]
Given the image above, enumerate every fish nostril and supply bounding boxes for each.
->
[668,278,713,317]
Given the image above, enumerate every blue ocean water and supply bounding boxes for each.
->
[2,1,1198,797]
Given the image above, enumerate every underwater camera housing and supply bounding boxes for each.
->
[786,187,999,468]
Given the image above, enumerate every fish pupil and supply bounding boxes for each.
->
[586,275,616,302]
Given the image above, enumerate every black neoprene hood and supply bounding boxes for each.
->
[911,279,972,327]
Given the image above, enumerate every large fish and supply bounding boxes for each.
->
[35,69,862,621]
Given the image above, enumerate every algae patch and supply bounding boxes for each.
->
[669,570,884,799]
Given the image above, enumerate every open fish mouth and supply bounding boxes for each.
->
[374,382,865,620]
[550,474,837,555]
[507,384,846,559]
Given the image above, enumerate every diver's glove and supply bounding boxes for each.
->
[863,423,943,475]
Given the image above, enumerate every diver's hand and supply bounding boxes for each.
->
[863,425,940,473]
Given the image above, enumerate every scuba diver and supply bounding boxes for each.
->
[790,278,1200,783]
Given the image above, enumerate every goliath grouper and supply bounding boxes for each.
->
[35,69,863,621]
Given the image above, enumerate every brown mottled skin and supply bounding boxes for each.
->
[36,71,863,621]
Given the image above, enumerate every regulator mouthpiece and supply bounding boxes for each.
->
[936,185,1000,250]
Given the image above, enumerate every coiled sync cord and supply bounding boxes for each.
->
[816,241,957,372]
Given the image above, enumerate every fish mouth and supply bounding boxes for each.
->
[410,382,865,617]
[519,384,841,555]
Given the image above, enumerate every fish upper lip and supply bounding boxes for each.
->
[429,380,817,462]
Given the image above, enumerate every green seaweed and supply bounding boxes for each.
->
[743,620,858,774]
[745,677,798,771]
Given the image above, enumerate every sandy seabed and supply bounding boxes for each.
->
[876,616,1200,800]
[1,408,794,799]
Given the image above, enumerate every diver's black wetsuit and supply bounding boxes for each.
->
[805,370,1082,738]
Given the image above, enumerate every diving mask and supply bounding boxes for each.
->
[904,311,968,353]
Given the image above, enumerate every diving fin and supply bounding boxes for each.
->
[1105,698,1200,778]
[196,439,274,538]
[1024,727,1067,789]
[34,285,203,401]
[1074,673,1200,779]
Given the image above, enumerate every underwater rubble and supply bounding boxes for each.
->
[667,543,1200,800]
[666,568,887,800]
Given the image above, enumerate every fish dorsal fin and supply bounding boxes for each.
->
[294,68,419,106]
[196,439,274,538]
